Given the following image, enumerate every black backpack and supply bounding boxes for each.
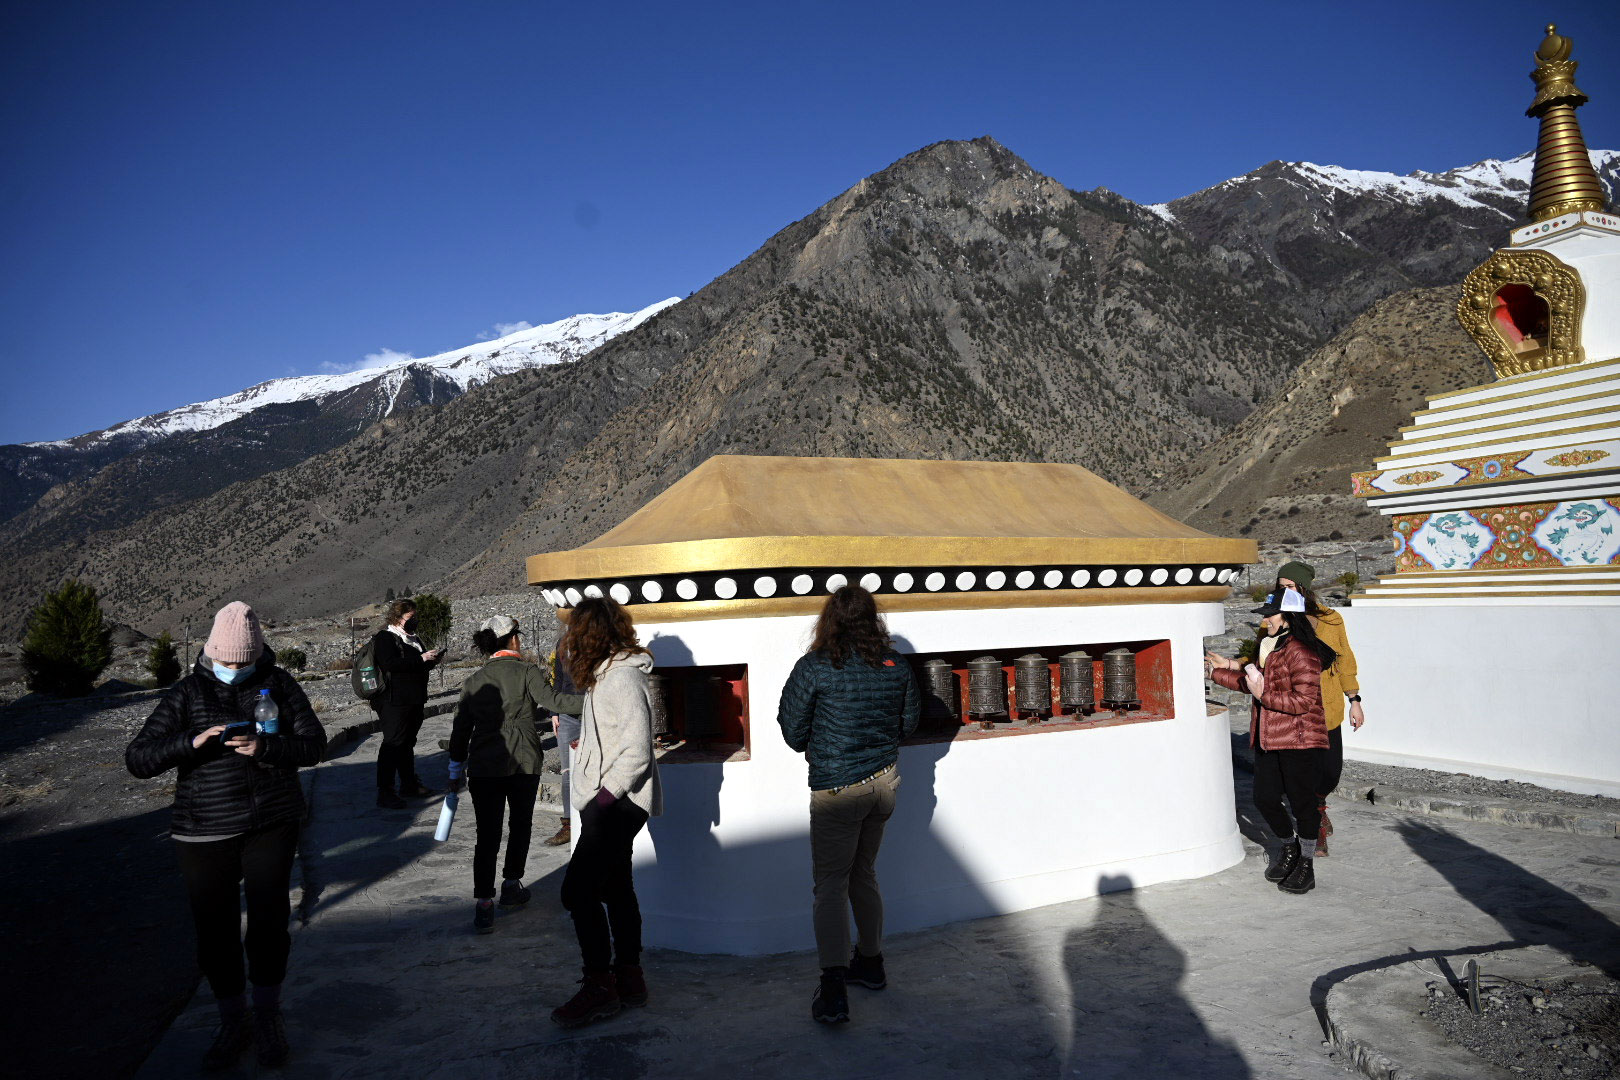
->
[351,634,388,700]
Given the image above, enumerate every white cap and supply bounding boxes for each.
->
[480,614,519,638]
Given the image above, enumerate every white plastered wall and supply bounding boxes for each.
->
[607,601,1243,955]
[1341,604,1620,797]
[1520,225,1620,363]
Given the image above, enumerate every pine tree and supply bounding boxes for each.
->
[22,579,113,696]
[147,631,182,687]
[385,587,396,601]
[411,593,452,650]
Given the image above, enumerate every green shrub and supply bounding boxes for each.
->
[1337,571,1360,592]
[1247,584,1270,602]
[276,647,308,672]
[147,631,182,687]
[411,593,452,649]
[22,580,112,696]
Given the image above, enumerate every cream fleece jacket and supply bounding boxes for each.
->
[573,651,663,817]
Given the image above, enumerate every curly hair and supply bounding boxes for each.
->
[384,598,416,626]
[809,585,890,668]
[559,597,646,691]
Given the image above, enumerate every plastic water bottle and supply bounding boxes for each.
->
[434,792,458,842]
[254,689,279,735]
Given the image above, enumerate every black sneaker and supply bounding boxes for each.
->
[498,880,531,908]
[253,1006,289,1067]
[377,789,406,810]
[474,899,495,934]
[811,969,849,1024]
[202,1012,253,1071]
[847,949,886,990]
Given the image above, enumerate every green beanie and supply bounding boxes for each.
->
[1277,560,1315,589]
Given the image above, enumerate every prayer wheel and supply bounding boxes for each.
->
[1013,653,1051,723]
[966,656,1006,720]
[923,658,959,722]
[1059,650,1095,716]
[649,672,674,743]
[1101,648,1139,711]
[683,672,726,740]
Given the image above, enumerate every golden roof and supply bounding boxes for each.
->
[1525,24,1608,222]
[527,456,1253,617]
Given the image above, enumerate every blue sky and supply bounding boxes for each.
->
[3,0,1616,444]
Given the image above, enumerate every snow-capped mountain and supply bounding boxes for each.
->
[1152,150,1617,224]
[0,298,679,528]
[33,298,680,451]
[1154,150,1618,334]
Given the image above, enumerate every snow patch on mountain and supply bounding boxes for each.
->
[1154,150,1616,219]
[35,298,680,449]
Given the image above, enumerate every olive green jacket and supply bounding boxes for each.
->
[447,656,585,777]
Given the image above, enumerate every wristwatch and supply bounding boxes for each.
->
[1347,695,1362,703]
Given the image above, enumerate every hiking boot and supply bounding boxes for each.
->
[847,949,886,990]
[202,1012,253,1071]
[1315,835,1330,857]
[253,1006,289,1067]
[474,899,495,934]
[1319,803,1334,837]
[615,963,648,1007]
[551,970,621,1028]
[1279,856,1316,895]
[544,818,571,847]
[1264,839,1301,883]
[811,969,849,1024]
[376,789,406,810]
[498,880,531,908]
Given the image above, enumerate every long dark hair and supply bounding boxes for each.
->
[472,628,518,657]
[1273,577,1327,617]
[559,597,646,691]
[1280,611,1337,670]
[809,585,890,669]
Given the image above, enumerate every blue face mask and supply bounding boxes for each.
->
[212,662,250,685]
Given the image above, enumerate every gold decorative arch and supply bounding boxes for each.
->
[1457,249,1586,379]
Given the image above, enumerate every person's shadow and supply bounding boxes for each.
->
[1061,873,1250,1078]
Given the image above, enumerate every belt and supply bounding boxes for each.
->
[822,762,896,795]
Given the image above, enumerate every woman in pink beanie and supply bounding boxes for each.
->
[126,601,326,1070]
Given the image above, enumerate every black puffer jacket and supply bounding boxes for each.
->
[126,650,327,836]
[777,649,920,790]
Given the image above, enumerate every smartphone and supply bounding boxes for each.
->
[222,720,255,740]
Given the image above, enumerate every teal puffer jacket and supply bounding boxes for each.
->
[777,649,920,790]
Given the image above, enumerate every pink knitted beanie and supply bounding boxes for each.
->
[205,601,264,664]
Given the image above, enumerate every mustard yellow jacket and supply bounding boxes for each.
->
[1311,609,1359,730]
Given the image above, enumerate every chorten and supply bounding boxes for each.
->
[1343,26,1619,796]
[529,455,1254,953]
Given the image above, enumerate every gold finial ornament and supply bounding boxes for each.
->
[1524,24,1608,222]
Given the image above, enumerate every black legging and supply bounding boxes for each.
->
[375,701,426,792]
[560,799,649,971]
[1318,726,1344,800]
[1253,744,1324,843]
[468,774,541,899]
[173,820,300,999]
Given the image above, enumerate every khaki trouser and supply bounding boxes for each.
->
[809,767,899,969]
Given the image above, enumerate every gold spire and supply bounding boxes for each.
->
[1525,24,1608,222]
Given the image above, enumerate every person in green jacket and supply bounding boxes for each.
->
[447,615,583,934]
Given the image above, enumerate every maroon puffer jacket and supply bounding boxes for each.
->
[1213,634,1329,751]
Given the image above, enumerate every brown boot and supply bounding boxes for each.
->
[551,970,620,1028]
[1317,802,1332,856]
[616,963,648,1007]
[544,818,571,847]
